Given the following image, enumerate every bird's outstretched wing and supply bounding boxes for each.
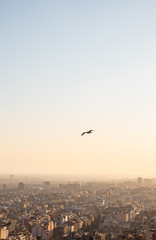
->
[81,132,86,136]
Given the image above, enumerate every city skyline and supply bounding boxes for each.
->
[1,1,156,176]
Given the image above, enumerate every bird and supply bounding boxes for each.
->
[81,130,94,136]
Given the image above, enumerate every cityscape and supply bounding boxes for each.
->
[1,1,156,239]
[1,176,156,239]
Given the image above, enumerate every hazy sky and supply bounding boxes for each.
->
[1,0,156,177]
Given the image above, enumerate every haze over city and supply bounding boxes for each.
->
[1,1,156,178]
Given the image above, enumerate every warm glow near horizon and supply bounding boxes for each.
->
[1,1,156,178]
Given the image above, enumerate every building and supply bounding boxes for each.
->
[117,213,129,223]
[44,181,50,188]
[145,229,156,240]
[3,184,7,191]
[18,182,24,190]
[0,225,9,239]
[137,177,143,185]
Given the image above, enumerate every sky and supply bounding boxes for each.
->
[1,0,156,178]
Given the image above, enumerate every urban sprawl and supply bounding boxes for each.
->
[0,176,156,240]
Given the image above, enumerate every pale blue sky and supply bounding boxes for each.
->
[1,1,156,176]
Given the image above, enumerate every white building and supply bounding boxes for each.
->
[0,225,9,240]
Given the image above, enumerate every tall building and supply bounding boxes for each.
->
[18,182,24,190]
[137,177,142,185]
[3,184,7,191]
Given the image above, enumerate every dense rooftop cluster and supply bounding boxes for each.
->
[0,177,156,240]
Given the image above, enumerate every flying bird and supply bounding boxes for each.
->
[81,130,94,136]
